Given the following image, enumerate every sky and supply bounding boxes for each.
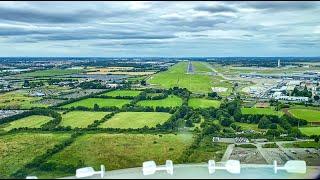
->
[0,1,319,57]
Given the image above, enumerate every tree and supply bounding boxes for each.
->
[185,119,194,127]
[258,116,271,129]
[270,123,278,129]
[315,136,319,143]
[314,95,320,101]
[266,129,281,137]
[23,80,30,87]
[203,123,221,135]
[93,103,99,111]
[208,92,218,98]
[140,80,147,86]
[220,116,234,127]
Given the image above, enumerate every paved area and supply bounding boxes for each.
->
[229,147,267,164]
[221,144,234,162]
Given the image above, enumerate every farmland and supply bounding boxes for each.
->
[46,133,193,172]
[283,141,320,149]
[188,98,221,108]
[234,122,262,131]
[61,98,131,109]
[0,90,47,109]
[99,112,171,129]
[17,69,84,78]
[60,111,110,128]
[241,107,284,116]
[137,95,182,108]
[1,57,320,179]
[0,133,70,177]
[1,115,53,131]
[100,90,142,97]
[288,109,320,122]
[185,136,228,163]
[299,127,320,136]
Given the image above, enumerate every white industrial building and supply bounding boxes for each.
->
[274,95,309,102]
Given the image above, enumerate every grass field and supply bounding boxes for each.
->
[99,112,171,129]
[61,98,131,109]
[283,141,320,148]
[299,127,320,136]
[47,133,193,173]
[234,122,262,131]
[60,111,110,128]
[186,136,228,163]
[148,62,214,93]
[100,90,142,97]
[288,109,320,122]
[18,69,83,77]
[137,95,182,108]
[262,143,278,148]
[0,133,70,177]
[0,90,47,109]
[1,115,53,131]
[188,98,221,108]
[241,107,284,116]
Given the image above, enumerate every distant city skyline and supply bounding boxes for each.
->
[0,1,319,57]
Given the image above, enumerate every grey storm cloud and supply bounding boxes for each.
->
[93,41,167,47]
[0,1,319,56]
[243,1,319,11]
[0,26,53,36]
[159,16,233,30]
[0,6,120,23]
[194,4,238,13]
[29,33,176,41]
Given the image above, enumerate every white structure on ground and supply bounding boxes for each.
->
[274,95,308,102]
[278,59,281,68]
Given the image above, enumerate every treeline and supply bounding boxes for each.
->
[291,86,312,98]
[197,98,308,139]
[0,108,61,128]
[78,80,106,89]
[53,88,115,108]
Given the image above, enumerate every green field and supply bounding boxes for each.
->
[1,115,53,131]
[17,69,84,77]
[241,107,284,116]
[137,95,182,108]
[60,111,110,128]
[299,127,320,136]
[283,141,320,148]
[148,62,214,93]
[288,109,320,122]
[101,90,142,97]
[185,136,228,163]
[99,112,171,129]
[188,98,221,108]
[0,133,70,177]
[0,90,47,109]
[262,143,278,148]
[47,133,193,173]
[234,122,262,131]
[61,98,131,109]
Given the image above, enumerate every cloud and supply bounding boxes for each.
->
[194,4,238,13]
[243,1,319,11]
[0,6,126,24]
[0,1,319,56]
[28,32,176,41]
